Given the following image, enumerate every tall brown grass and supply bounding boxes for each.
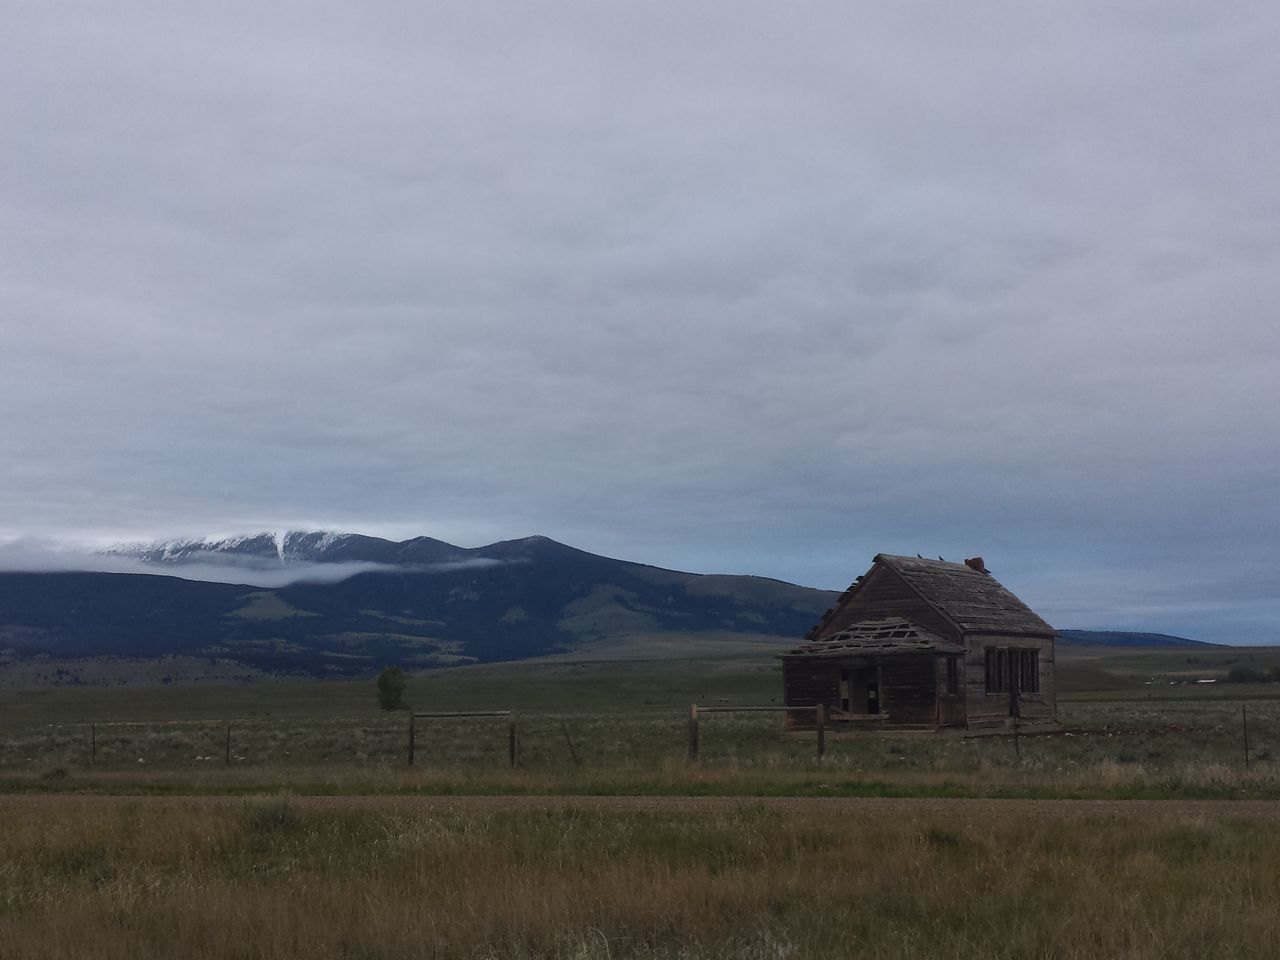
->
[2,796,1278,959]
[8,751,1280,803]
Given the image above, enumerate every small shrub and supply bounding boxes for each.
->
[923,827,967,849]
[242,799,304,837]
[376,666,407,710]
[1226,665,1270,684]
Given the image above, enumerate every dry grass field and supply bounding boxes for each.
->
[4,648,1280,958]
[2,794,1279,959]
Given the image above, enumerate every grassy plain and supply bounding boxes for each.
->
[5,646,1280,958]
[2,646,1280,800]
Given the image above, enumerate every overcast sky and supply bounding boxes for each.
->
[2,2,1277,642]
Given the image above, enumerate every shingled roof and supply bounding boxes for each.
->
[874,554,1054,637]
[785,617,962,659]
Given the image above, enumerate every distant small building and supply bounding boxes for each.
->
[782,555,1057,732]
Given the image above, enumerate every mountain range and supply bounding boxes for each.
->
[1054,630,1215,648]
[1,533,838,675]
[0,532,1211,677]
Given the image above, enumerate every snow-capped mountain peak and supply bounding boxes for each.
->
[101,530,484,569]
[104,531,359,566]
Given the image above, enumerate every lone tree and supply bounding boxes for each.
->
[376,666,407,711]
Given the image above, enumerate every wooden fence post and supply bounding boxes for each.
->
[408,714,416,767]
[560,720,581,767]
[1011,684,1022,759]
[814,701,824,762]
[815,703,825,761]
[508,714,517,768]
[224,723,231,767]
[1243,704,1250,770]
[689,704,699,762]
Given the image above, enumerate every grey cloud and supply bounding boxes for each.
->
[1,1,1277,641]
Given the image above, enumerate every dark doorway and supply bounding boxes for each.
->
[839,668,880,715]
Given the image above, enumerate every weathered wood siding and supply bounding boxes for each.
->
[963,633,1056,724]
[782,658,839,729]
[935,656,967,727]
[880,656,938,726]
[819,565,957,641]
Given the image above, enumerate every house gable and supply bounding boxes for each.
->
[805,558,957,643]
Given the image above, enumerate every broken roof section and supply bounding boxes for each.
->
[785,616,962,659]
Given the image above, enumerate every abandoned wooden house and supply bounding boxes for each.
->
[782,554,1057,732]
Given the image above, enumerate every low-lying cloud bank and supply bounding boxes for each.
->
[0,539,504,588]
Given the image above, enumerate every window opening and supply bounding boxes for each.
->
[985,647,1039,694]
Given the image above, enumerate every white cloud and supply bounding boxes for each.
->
[0,539,511,588]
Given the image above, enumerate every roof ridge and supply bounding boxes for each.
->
[876,553,973,570]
